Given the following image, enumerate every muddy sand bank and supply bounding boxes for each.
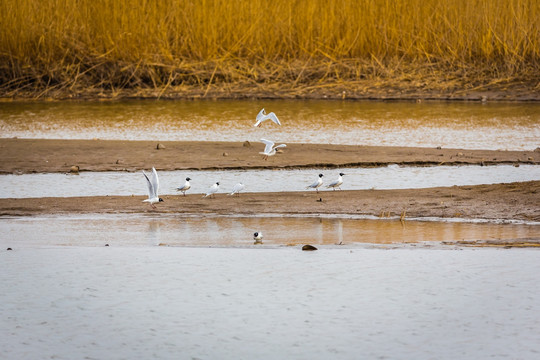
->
[1,181,539,223]
[1,138,539,174]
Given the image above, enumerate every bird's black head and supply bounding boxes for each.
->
[339,172,345,176]
[216,182,220,185]
[186,177,191,181]
[159,198,164,202]
[319,174,324,177]
[254,232,259,237]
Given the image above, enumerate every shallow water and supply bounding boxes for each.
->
[1,164,539,198]
[1,247,540,360]
[1,100,539,150]
[2,214,538,248]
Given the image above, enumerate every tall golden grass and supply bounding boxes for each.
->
[1,0,538,98]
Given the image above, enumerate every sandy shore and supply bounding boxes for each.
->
[1,139,539,222]
[1,181,539,222]
[1,138,539,174]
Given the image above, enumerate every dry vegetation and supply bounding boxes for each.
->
[0,0,539,99]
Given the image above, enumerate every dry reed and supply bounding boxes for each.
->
[0,0,538,98]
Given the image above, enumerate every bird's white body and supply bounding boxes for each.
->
[229,183,245,196]
[204,182,220,198]
[176,177,191,196]
[326,173,345,190]
[254,108,281,127]
[307,174,324,192]
[259,138,287,160]
[253,231,263,244]
[142,167,163,208]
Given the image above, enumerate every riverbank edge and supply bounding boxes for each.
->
[1,139,539,174]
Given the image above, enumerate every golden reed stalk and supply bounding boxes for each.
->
[0,0,538,98]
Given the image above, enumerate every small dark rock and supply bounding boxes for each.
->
[243,141,251,148]
[156,143,166,150]
[105,244,109,247]
[302,244,318,251]
[6,248,12,251]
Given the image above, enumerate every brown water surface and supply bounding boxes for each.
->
[2,215,537,248]
[1,100,538,149]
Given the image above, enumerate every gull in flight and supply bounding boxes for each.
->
[204,182,220,198]
[254,108,281,127]
[142,167,163,209]
[229,183,245,196]
[259,138,287,160]
[306,173,324,192]
[253,231,263,244]
[176,177,191,196]
[326,173,345,190]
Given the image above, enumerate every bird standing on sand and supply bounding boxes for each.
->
[176,177,191,196]
[326,173,345,190]
[204,182,220,198]
[142,167,163,209]
[253,231,263,244]
[259,138,287,160]
[306,174,324,192]
[229,183,245,196]
[254,108,281,127]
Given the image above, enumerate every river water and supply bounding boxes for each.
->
[1,99,539,360]
[1,100,539,150]
[1,164,539,198]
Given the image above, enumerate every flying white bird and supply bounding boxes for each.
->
[253,231,263,244]
[306,173,324,192]
[326,173,345,190]
[259,138,287,160]
[142,167,163,209]
[254,108,281,127]
[204,182,220,198]
[229,183,245,196]
[176,177,191,196]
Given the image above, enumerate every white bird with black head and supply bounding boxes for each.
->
[204,182,220,198]
[253,231,263,244]
[259,138,287,160]
[326,173,345,190]
[142,167,163,209]
[176,177,191,196]
[306,173,324,192]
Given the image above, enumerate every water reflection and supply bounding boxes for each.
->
[1,214,538,248]
[1,100,539,149]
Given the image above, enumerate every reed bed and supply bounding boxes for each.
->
[0,0,538,99]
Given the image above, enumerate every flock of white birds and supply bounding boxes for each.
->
[142,108,347,241]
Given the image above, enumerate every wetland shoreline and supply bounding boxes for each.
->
[1,139,538,224]
[1,138,539,174]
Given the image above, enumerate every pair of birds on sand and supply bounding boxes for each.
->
[199,181,245,198]
[306,172,346,192]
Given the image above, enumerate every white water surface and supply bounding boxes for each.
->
[1,246,540,360]
[1,164,539,199]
